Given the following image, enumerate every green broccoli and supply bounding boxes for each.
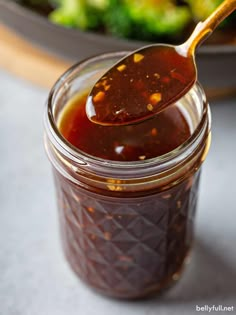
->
[48,0,191,39]
[124,0,192,38]
[103,0,135,38]
[46,0,235,41]
[49,0,109,29]
[103,0,192,41]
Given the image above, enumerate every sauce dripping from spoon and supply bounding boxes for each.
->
[86,0,236,126]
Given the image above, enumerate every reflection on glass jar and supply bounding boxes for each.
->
[44,52,211,299]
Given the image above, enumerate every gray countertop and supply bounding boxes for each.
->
[0,69,236,315]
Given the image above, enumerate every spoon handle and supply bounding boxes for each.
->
[184,0,236,55]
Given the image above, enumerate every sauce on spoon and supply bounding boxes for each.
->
[86,0,236,126]
[86,45,195,125]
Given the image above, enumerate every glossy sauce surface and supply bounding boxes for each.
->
[86,45,195,125]
[59,92,191,161]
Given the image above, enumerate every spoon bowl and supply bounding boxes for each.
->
[86,44,196,125]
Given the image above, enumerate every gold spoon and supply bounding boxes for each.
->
[86,0,236,126]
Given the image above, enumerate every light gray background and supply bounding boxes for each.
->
[0,69,235,315]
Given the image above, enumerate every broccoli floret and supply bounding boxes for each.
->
[49,0,87,28]
[23,0,236,41]
[49,0,191,40]
[103,0,135,38]
[87,0,109,10]
[124,0,192,37]
[49,0,109,29]
[103,0,192,40]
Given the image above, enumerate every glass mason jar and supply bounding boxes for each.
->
[44,52,211,299]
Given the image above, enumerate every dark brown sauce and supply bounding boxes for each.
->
[86,45,196,125]
[54,67,203,299]
[56,168,200,298]
[59,91,191,161]
[55,95,199,297]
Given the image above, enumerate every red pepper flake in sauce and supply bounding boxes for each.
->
[161,76,171,84]
[151,128,158,136]
[170,71,186,84]
[149,93,162,105]
[104,85,111,91]
[101,79,108,86]
[90,234,96,240]
[93,91,105,103]
[154,73,160,79]
[104,232,111,240]
[87,207,95,213]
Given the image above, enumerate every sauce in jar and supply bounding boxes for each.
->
[45,52,211,299]
[55,91,198,298]
[59,92,191,161]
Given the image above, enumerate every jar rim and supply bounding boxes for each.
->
[45,51,210,176]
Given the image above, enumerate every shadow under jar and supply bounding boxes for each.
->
[44,52,211,299]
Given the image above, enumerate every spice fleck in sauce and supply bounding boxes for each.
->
[59,92,191,161]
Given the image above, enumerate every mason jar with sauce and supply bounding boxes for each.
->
[44,52,211,299]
